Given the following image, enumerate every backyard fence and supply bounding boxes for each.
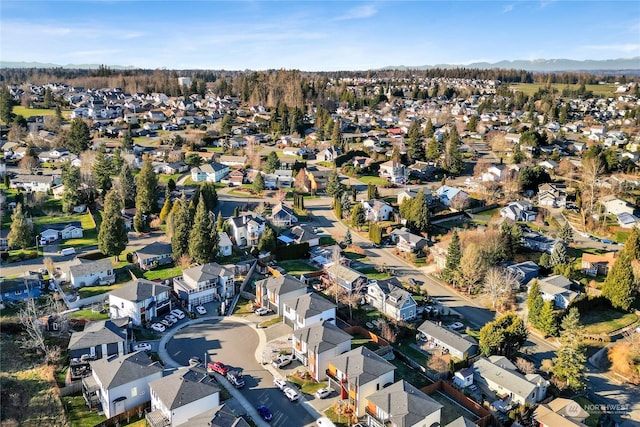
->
[59,381,83,397]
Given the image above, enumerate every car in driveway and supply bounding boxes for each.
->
[448,322,464,330]
[189,356,202,366]
[315,386,332,399]
[273,377,287,390]
[170,309,185,319]
[226,370,245,388]
[165,314,178,324]
[255,307,271,316]
[283,386,299,402]
[601,238,614,244]
[160,319,173,327]
[207,361,229,375]
[272,354,293,368]
[257,405,273,421]
[195,305,207,315]
[151,322,166,332]
[133,342,152,351]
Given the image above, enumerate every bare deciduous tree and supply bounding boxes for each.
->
[581,156,604,230]
[483,267,518,310]
[457,243,486,293]
[515,357,536,374]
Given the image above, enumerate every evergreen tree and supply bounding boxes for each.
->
[216,211,224,231]
[553,307,586,390]
[558,222,574,244]
[425,138,441,162]
[466,115,478,132]
[111,147,124,172]
[253,173,265,194]
[135,156,158,214]
[200,182,218,211]
[257,226,276,252]
[602,227,639,310]
[0,88,15,124]
[413,189,430,233]
[331,119,341,148]
[43,88,53,109]
[133,210,146,233]
[512,143,524,164]
[527,280,544,328]
[97,190,128,260]
[369,223,382,244]
[159,188,173,222]
[423,118,434,138]
[122,129,133,151]
[61,164,81,213]
[367,183,378,200]
[549,242,568,267]
[479,313,528,357]
[443,230,461,282]
[264,151,281,173]
[326,169,345,198]
[233,206,240,217]
[67,118,91,154]
[119,163,136,209]
[189,194,217,264]
[343,229,352,246]
[172,194,192,261]
[93,144,113,195]
[334,195,343,219]
[8,203,33,249]
[340,192,352,217]
[351,203,366,230]
[407,121,425,161]
[538,301,558,336]
[444,130,464,175]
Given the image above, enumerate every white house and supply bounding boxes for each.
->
[218,231,233,257]
[228,214,266,247]
[39,222,83,244]
[173,262,235,309]
[600,195,635,216]
[109,279,171,326]
[255,274,307,314]
[282,292,337,330]
[367,278,417,322]
[148,369,220,427]
[500,200,537,222]
[473,356,548,405]
[533,275,579,309]
[190,162,229,183]
[69,258,115,288]
[379,160,407,183]
[417,321,479,360]
[453,368,475,388]
[366,380,442,427]
[84,351,163,419]
[292,322,352,382]
[389,227,428,253]
[361,199,394,222]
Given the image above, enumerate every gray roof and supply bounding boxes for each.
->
[445,416,478,427]
[417,321,478,356]
[374,278,415,309]
[539,274,572,289]
[257,274,306,296]
[149,369,219,411]
[68,318,127,350]
[68,258,113,278]
[283,293,337,320]
[90,351,163,389]
[330,346,395,386]
[109,279,170,302]
[473,357,537,399]
[230,214,265,229]
[367,380,443,426]
[136,241,172,261]
[183,262,233,284]
[293,322,352,355]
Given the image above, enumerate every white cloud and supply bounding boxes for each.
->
[503,4,514,13]
[121,31,144,40]
[334,4,378,21]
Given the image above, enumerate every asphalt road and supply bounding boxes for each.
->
[166,318,316,427]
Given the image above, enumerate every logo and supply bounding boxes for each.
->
[565,401,583,417]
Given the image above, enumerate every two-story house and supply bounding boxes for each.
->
[581,251,617,277]
[473,356,548,405]
[292,322,352,382]
[135,241,173,270]
[279,225,321,247]
[505,261,540,285]
[532,275,579,309]
[255,274,307,314]
[534,398,590,427]
[69,258,116,289]
[417,321,479,361]
[378,160,407,183]
[268,202,298,228]
[282,292,337,330]
[84,351,163,419]
[0,274,42,303]
[109,279,171,326]
[218,231,233,257]
[322,264,367,293]
[367,278,417,322]
[436,185,470,208]
[190,162,230,183]
[500,201,537,222]
[389,228,428,254]
[365,380,443,427]
[229,214,266,247]
[173,262,235,308]
[537,183,567,208]
[147,368,220,427]
[361,200,394,222]
[68,318,129,360]
[327,347,396,417]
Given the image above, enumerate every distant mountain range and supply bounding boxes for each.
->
[383,57,640,72]
[0,61,137,69]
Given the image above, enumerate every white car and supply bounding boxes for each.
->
[170,309,185,319]
[273,377,287,390]
[255,307,270,316]
[315,387,332,399]
[133,342,152,351]
[272,354,293,368]
[151,323,166,332]
[195,305,207,315]
[283,386,299,402]
[448,322,464,330]
[165,314,178,324]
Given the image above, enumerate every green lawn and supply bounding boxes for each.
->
[351,335,383,351]
[316,161,334,168]
[574,396,600,427]
[77,283,124,299]
[259,316,283,328]
[582,309,639,335]
[286,375,327,395]
[319,236,336,245]
[67,309,109,321]
[396,345,429,367]
[62,396,105,427]
[13,106,62,118]
[357,175,389,186]
[142,264,184,281]
[323,406,349,427]
[276,260,319,275]
[157,173,181,184]
[356,266,391,281]
[391,358,432,388]
[232,297,255,316]
[508,83,617,98]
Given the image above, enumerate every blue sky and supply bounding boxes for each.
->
[1,1,639,70]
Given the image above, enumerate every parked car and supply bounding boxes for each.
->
[151,322,166,332]
[195,305,207,315]
[189,356,202,366]
[316,417,337,427]
[257,405,273,421]
[273,377,287,390]
[315,387,332,399]
[226,370,245,388]
[601,239,614,244]
[207,361,229,375]
[272,354,293,368]
[165,314,178,324]
[160,319,173,327]
[255,307,271,316]
[407,278,416,286]
[170,309,185,319]
[133,342,152,351]
[283,386,299,402]
[448,322,464,330]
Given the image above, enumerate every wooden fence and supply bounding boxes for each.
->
[419,380,499,427]
[343,325,390,347]
[92,402,149,427]
[59,381,83,397]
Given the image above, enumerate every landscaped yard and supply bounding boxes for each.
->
[582,309,639,335]
[259,316,283,328]
[62,395,105,427]
[232,296,255,316]
[324,405,349,427]
[357,175,389,186]
[286,374,327,395]
[276,259,319,275]
[351,334,383,351]
[355,266,391,281]
[78,283,125,299]
[157,173,181,184]
[138,264,184,281]
[390,358,432,388]
[429,391,478,425]
[67,309,109,321]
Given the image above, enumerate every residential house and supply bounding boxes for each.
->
[217,232,233,257]
[538,183,567,208]
[162,161,188,175]
[39,221,83,244]
[365,380,443,427]
[292,321,352,382]
[389,228,428,254]
[361,199,394,222]
[500,201,537,222]
[617,212,640,229]
[472,356,548,405]
[322,264,367,293]
[504,133,521,144]
[430,240,449,270]
[282,292,337,330]
[0,229,8,251]
[534,398,590,427]
[268,202,298,227]
[108,279,171,326]
[10,173,58,192]
[255,274,307,314]
[228,214,266,247]
[581,252,617,277]
[218,155,248,168]
[190,163,229,183]
[273,169,294,188]
[295,168,332,193]
[538,159,558,172]
[408,161,435,179]
[147,110,167,122]
[453,368,475,388]
[436,185,470,208]
[135,241,173,270]
[367,278,417,322]
[353,156,373,170]
[227,169,246,186]
[321,146,341,162]
[600,195,635,216]
[533,275,579,309]
[0,274,42,302]
[279,225,320,247]
[417,321,479,360]
[68,318,128,360]
[83,351,164,419]
[69,258,116,288]
[147,368,220,427]
[505,261,539,285]
[173,262,235,308]
[522,231,558,254]
[326,347,396,417]
[379,160,407,183]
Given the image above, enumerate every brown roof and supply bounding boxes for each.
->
[581,251,617,266]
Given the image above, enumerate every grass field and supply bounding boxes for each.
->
[141,264,183,281]
[62,395,105,427]
[582,309,639,335]
[78,283,124,299]
[276,259,319,275]
[67,309,110,321]
[157,173,181,184]
[13,106,71,118]
[286,375,327,395]
[508,83,618,98]
[357,175,389,186]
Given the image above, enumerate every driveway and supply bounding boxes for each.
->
[166,318,316,427]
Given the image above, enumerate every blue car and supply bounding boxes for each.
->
[257,405,272,421]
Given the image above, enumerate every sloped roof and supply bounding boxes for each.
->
[109,279,170,302]
[473,357,538,400]
[293,321,352,354]
[330,346,395,386]
[183,262,233,284]
[283,292,336,320]
[90,351,163,389]
[136,241,172,261]
[149,368,219,411]
[69,258,113,278]
[258,274,306,296]
[417,321,478,355]
[367,380,443,426]
[68,318,127,350]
